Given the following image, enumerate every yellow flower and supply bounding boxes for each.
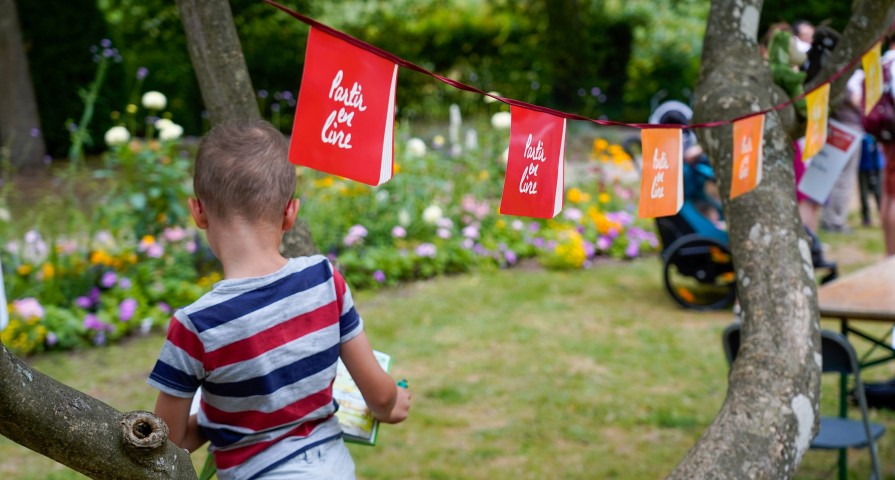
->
[41,263,55,279]
[16,264,32,276]
[496,219,506,229]
[141,235,156,246]
[156,213,167,224]
[90,250,114,266]
[125,103,138,114]
[567,187,583,203]
[314,177,335,188]
[478,170,489,181]
[598,193,611,204]
[394,162,402,174]
[593,138,609,152]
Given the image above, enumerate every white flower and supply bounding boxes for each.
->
[406,137,427,158]
[154,118,174,131]
[104,126,130,147]
[499,147,510,165]
[158,123,183,141]
[0,207,10,222]
[484,91,501,103]
[142,91,167,110]
[422,205,443,225]
[398,209,411,227]
[491,111,512,130]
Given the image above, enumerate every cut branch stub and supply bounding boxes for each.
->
[122,411,169,449]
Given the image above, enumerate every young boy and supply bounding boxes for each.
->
[147,119,411,479]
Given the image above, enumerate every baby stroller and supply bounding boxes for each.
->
[648,101,838,310]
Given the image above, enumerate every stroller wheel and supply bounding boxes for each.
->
[662,235,736,310]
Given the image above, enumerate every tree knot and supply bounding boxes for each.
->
[121,411,168,449]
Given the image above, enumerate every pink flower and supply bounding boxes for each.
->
[163,226,188,242]
[373,270,386,283]
[83,313,104,331]
[415,243,437,258]
[146,243,164,258]
[100,271,118,288]
[12,298,45,319]
[391,226,407,238]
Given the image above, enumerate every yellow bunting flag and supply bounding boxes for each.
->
[638,128,683,218]
[863,41,883,115]
[730,114,765,199]
[803,83,830,161]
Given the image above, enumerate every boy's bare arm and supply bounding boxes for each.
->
[340,332,412,424]
[154,392,208,452]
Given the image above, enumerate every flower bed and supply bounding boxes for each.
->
[2,116,656,356]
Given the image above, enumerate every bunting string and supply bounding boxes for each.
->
[264,0,893,131]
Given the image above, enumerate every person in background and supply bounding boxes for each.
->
[858,133,883,226]
[819,69,865,233]
[881,39,895,256]
[791,19,815,56]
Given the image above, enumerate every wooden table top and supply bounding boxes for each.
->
[818,256,895,322]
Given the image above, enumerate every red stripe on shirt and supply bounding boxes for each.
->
[167,316,204,360]
[202,383,334,433]
[332,267,347,315]
[203,302,340,370]
[213,415,332,470]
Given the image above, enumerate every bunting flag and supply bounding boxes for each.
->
[863,41,883,115]
[802,83,830,161]
[797,119,862,203]
[730,114,765,199]
[289,27,399,186]
[637,128,683,218]
[0,256,7,331]
[499,106,566,218]
[265,0,895,219]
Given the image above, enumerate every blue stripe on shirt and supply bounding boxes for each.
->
[203,345,339,398]
[191,261,331,333]
[149,360,201,394]
[339,306,360,337]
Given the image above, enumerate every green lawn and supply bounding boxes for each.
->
[3,227,895,479]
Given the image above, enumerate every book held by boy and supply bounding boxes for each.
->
[333,349,392,445]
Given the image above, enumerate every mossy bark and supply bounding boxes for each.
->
[0,345,197,479]
[668,1,895,478]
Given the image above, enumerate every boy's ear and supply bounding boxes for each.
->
[188,198,209,230]
[282,198,300,231]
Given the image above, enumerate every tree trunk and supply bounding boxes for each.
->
[175,0,260,127]
[0,345,197,479]
[0,0,46,169]
[669,1,895,478]
[176,0,318,256]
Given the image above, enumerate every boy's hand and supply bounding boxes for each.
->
[380,384,412,424]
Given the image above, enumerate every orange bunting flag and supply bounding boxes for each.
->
[863,41,883,116]
[290,27,399,186]
[730,114,765,199]
[803,83,830,161]
[637,128,683,218]
[499,106,566,218]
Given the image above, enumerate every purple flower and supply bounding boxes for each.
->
[100,271,118,288]
[75,295,93,309]
[163,227,188,242]
[461,238,474,249]
[415,243,437,258]
[100,38,112,48]
[83,313,104,331]
[119,298,138,322]
[528,222,540,233]
[625,242,640,258]
[597,236,611,251]
[473,244,488,256]
[462,225,480,239]
[373,270,386,283]
[437,228,451,239]
[140,318,153,335]
[30,128,40,138]
[391,226,406,238]
[93,332,107,346]
[45,332,58,347]
[146,243,164,258]
[532,238,545,248]
[563,208,583,222]
[583,240,596,259]
[157,302,171,314]
[136,66,149,80]
[117,277,132,289]
[504,250,518,265]
[258,89,269,99]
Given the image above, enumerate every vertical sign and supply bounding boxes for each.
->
[803,83,830,161]
[290,27,399,186]
[863,41,883,115]
[638,128,683,218]
[730,114,765,199]
[499,106,566,218]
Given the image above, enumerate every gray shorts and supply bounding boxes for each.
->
[258,439,356,480]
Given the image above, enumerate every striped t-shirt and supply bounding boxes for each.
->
[147,255,363,480]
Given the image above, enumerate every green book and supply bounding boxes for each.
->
[333,350,392,445]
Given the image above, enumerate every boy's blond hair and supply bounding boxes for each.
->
[194,119,296,224]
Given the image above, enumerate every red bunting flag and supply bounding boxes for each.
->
[499,106,566,218]
[730,114,765,199]
[290,27,398,186]
[638,128,683,218]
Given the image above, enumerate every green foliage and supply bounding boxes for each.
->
[18,0,126,157]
